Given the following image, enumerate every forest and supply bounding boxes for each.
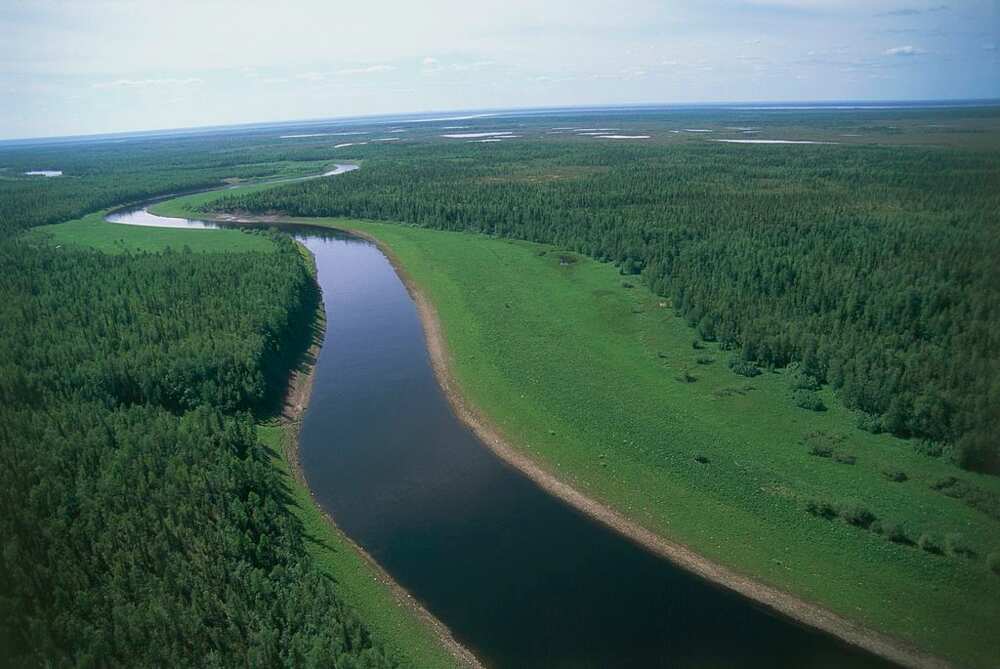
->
[207,137,1000,473]
[0,139,400,666]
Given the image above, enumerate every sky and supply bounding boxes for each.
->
[1,0,997,139]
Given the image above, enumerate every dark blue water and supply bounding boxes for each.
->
[107,204,897,669]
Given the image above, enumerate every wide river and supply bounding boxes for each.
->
[108,172,896,669]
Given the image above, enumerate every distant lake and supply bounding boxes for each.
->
[24,170,62,177]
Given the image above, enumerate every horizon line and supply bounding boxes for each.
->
[2,96,999,145]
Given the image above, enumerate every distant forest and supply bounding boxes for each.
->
[209,140,1000,473]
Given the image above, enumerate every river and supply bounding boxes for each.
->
[106,170,897,669]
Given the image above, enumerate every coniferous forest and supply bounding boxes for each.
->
[0,146,398,666]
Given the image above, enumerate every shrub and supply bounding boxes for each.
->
[945,533,974,558]
[676,368,697,383]
[988,552,1000,576]
[695,355,714,365]
[918,533,943,555]
[913,440,946,458]
[833,452,856,465]
[694,454,710,464]
[808,444,833,458]
[803,431,849,460]
[880,521,913,545]
[856,412,884,434]
[728,357,761,377]
[793,389,827,412]
[692,339,705,350]
[621,281,634,288]
[931,477,1000,522]
[881,469,908,483]
[840,504,876,529]
[806,499,838,520]
[790,372,821,392]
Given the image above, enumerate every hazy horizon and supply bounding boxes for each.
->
[3,97,999,144]
[2,0,998,140]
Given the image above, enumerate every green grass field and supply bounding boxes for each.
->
[28,210,275,253]
[248,216,999,669]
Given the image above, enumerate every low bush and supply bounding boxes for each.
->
[806,499,839,520]
[808,444,833,458]
[882,469,908,483]
[833,452,857,465]
[840,504,876,529]
[918,533,944,555]
[879,521,913,545]
[856,412,884,434]
[790,372,821,392]
[945,533,974,558]
[676,368,697,383]
[913,440,947,458]
[695,355,714,365]
[694,453,710,464]
[728,357,761,377]
[931,477,1000,522]
[989,552,1000,576]
[793,389,827,412]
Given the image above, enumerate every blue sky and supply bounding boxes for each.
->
[1,0,997,139]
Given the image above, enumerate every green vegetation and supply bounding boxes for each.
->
[0,232,401,666]
[1,142,460,666]
[212,216,999,667]
[259,425,462,669]
[4,106,1000,667]
[29,210,273,253]
[210,131,1000,474]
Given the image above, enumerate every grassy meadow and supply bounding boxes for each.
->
[29,210,274,253]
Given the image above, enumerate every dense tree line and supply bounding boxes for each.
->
[0,235,396,666]
[208,140,1000,473]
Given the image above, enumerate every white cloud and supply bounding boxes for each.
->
[92,77,203,89]
[880,5,949,17]
[883,45,926,56]
[336,64,396,75]
[295,71,326,81]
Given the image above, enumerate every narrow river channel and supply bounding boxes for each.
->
[107,172,897,669]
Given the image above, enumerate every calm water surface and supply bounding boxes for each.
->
[108,201,897,669]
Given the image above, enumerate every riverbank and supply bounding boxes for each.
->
[263,243,481,669]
